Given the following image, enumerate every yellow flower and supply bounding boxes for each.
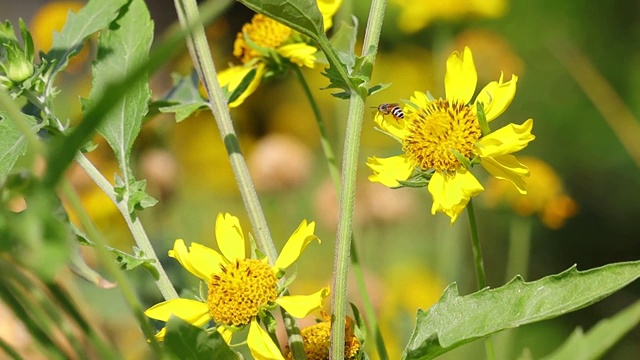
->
[284,314,360,360]
[204,0,342,107]
[483,156,578,229]
[367,47,535,224]
[390,0,507,33]
[145,213,329,360]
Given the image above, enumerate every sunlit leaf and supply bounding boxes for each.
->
[87,0,153,169]
[42,0,128,82]
[403,261,640,360]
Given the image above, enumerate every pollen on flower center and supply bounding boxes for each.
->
[285,316,360,360]
[402,99,482,173]
[233,14,292,63]
[207,258,278,326]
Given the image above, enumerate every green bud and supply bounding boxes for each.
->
[0,20,34,84]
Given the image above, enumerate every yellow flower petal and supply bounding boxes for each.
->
[408,90,430,109]
[445,47,477,105]
[216,63,265,108]
[215,213,246,261]
[274,220,319,271]
[317,0,343,31]
[481,155,529,194]
[277,43,317,68]
[144,298,211,324]
[428,170,484,224]
[168,239,224,282]
[476,119,535,158]
[247,320,285,360]
[217,326,234,344]
[367,155,414,187]
[275,287,330,318]
[373,108,409,140]
[153,327,167,341]
[475,73,518,122]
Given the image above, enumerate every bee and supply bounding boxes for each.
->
[373,103,404,121]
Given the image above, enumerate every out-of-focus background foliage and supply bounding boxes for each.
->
[2,0,640,359]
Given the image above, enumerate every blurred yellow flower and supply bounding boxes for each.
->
[30,1,89,72]
[391,0,508,33]
[367,47,535,223]
[205,0,342,107]
[145,213,329,360]
[484,157,578,229]
[378,264,446,359]
[284,314,360,360]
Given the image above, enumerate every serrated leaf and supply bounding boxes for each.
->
[42,0,128,82]
[0,111,42,176]
[88,0,153,169]
[112,246,159,280]
[540,299,640,360]
[402,261,640,360]
[368,83,391,96]
[159,102,208,122]
[163,316,237,360]
[236,0,325,40]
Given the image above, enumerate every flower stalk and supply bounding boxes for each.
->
[466,199,495,360]
[330,0,387,358]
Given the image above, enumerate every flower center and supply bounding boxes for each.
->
[285,316,361,360]
[233,14,292,64]
[402,98,482,173]
[207,258,278,326]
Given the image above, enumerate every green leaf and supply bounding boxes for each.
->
[0,111,42,177]
[163,316,237,360]
[159,102,208,122]
[540,299,640,360]
[88,0,153,168]
[227,67,257,105]
[367,83,391,97]
[114,175,158,213]
[42,0,128,82]
[74,223,159,280]
[402,261,640,360]
[236,0,325,40]
[329,18,358,71]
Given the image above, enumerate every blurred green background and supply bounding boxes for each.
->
[2,0,640,359]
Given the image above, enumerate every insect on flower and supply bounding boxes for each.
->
[373,103,404,121]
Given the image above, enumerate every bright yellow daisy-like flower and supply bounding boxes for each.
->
[367,47,535,224]
[145,213,329,360]
[211,0,342,107]
[284,314,361,360]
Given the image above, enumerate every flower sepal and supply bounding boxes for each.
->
[395,168,435,189]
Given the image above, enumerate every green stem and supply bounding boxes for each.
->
[330,94,365,359]
[172,0,307,358]
[505,216,533,282]
[293,66,340,184]
[350,241,389,360]
[466,199,495,360]
[330,0,386,357]
[466,200,487,289]
[74,153,178,301]
[173,0,276,263]
[295,66,388,359]
[498,216,533,359]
